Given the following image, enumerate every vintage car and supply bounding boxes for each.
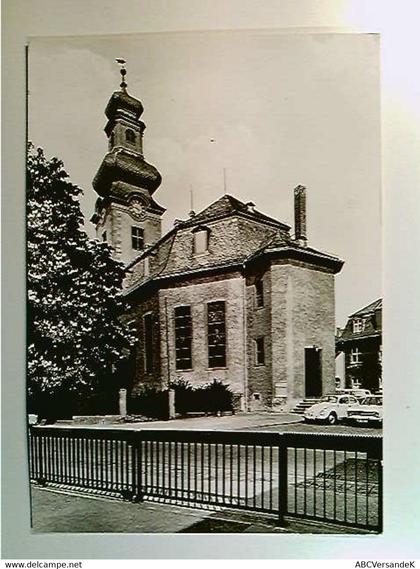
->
[304,394,360,425]
[346,395,383,426]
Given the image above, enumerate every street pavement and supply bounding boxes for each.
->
[30,485,364,534]
[54,412,381,436]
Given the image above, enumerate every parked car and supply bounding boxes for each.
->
[346,395,383,427]
[336,388,371,401]
[304,394,360,425]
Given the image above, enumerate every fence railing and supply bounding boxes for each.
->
[28,427,382,531]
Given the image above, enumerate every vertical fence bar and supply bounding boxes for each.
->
[333,449,337,521]
[323,449,327,519]
[378,459,383,532]
[303,447,307,516]
[237,444,241,506]
[269,445,273,512]
[277,436,287,526]
[261,446,265,510]
[365,453,369,526]
[355,451,358,525]
[174,441,178,499]
[230,444,233,503]
[344,450,347,523]
[294,447,297,514]
[245,444,248,507]
[168,440,172,498]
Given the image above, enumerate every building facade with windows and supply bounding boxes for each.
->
[336,299,382,391]
[92,80,344,412]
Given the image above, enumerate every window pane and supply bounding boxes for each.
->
[175,306,192,370]
[194,230,208,254]
[207,301,226,368]
[256,337,265,365]
[132,226,144,250]
[255,280,264,307]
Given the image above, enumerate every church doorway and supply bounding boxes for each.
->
[305,347,322,397]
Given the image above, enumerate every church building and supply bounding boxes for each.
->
[91,67,344,412]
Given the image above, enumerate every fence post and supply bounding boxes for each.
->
[35,429,46,485]
[131,431,144,503]
[277,434,288,526]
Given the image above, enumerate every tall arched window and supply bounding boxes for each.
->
[126,129,136,144]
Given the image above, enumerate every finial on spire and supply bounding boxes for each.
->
[115,58,127,91]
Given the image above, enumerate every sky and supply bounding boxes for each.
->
[28,31,381,327]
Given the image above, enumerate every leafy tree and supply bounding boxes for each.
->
[27,144,135,416]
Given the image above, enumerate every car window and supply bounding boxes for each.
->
[321,396,337,403]
[348,396,358,404]
[362,396,383,405]
[338,396,349,404]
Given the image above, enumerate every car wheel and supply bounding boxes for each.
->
[326,412,337,425]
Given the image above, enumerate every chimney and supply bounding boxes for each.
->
[294,185,307,246]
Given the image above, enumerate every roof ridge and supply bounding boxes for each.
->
[350,298,382,317]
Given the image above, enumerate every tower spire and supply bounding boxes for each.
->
[116,58,127,91]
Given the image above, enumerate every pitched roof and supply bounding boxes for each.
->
[123,193,344,294]
[185,194,290,230]
[350,299,382,317]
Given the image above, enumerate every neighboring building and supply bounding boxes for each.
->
[92,74,344,412]
[336,299,382,391]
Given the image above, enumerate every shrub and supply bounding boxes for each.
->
[171,378,233,415]
[129,385,169,419]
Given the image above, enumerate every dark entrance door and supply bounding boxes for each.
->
[305,347,322,397]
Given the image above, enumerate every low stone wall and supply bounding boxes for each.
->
[72,415,124,425]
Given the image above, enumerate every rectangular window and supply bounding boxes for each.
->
[132,226,144,251]
[255,280,264,308]
[350,347,361,364]
[102,231,107,242]
[143,313,153,372]
[174,305,193,370]
[255,337,265,365]
[352,318,364,333]
[207,301,226,368]
[193,229,209,254]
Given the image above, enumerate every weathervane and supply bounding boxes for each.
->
[115,58,127,91]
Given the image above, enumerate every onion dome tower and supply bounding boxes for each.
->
[91,59,165,264]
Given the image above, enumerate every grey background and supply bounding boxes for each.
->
[2,0,420,560]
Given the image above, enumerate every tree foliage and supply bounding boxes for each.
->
[27,144,135,402]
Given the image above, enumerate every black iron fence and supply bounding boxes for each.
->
[28,427,382,531]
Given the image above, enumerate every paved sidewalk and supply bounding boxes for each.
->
[54,412,303,431]
[30,485,365,534]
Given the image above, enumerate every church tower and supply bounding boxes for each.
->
[91,61,165,264]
